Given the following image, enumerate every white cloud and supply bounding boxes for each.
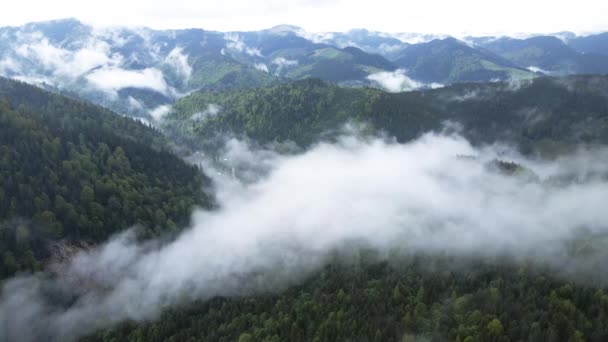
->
[86,67,169,95]
[0,0,607,36]
[127,96,144,110]
[296,30,335,44]
[447,89,482,102]
[0,25,200,105]
[164,47,192,80]
[254,62,269,73]
[0,57,21,74]
[272,57,298,67]
[93,26,131,47]
[12,32,120,79]
[133,116,151,126]
[367,69,442,92]
[224,33,263,57]
[271,57,299,75]
[149,104,171,121]
[12,74,55,86]
[191,103,221,121]
[527,66,552,75]
[377,42,404,53]
[378,32,450,44]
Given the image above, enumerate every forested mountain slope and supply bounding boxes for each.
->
[3,18,608,122]
[0,78,212,279]
[165,75,608,155]
[0,19,399,119]
[478,36,608,75]
[85,257,608,342]
[391,37,534,83]
[80,74,608,342]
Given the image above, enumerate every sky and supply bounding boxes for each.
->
[0,0,607,35]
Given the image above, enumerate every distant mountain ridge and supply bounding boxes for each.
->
[476,35,608,75]
[165,75,608,156]
[1,18,608,121]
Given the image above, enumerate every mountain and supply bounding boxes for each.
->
[223,28,398,84]
[83,256,608,341]
[478,35,608,75]
[166,75,608,155]
[0,19,277,120]
[0,19,402,120]
[3,18,608,121]
[567,32,608,55]
[391,37,534,84]
[314,28,410,60]
[87,76,608,342]
[0,77,212,278]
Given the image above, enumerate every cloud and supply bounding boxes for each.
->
[517,107,548,126]
[271,57,298,75]
[527,66,552,74]
[134,116,151,126]
[504,77,534,92]
[191,103,221,121]
[0,57,22,74]
[367,69,442,92]
[164,47,192,80]
[224,33,263,57]
[92,26,131,47]
[11,31,121,79]
[0,27,194,104]
[11,74,55,86]
[295,30,335,44]
[127,96,144,110]
[254,62,269,73]
[388,32,450,44]
[3,132,608,341]
[446,89,484,102]
[86,67,169,95]
[272,57,298,67]
[149,104,172,121]
[377,42,404,54]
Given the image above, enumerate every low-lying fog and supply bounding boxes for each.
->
[2,132,608,341]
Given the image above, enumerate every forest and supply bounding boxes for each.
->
[0,78,212,279]
[84,255,605,342]
[1,75,608,341]
[165,75,608,156]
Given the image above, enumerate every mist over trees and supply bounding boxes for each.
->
[165,75,608,156]
[1,46,608,341]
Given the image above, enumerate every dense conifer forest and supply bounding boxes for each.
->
[2,76,608,341]
[166,76,608,155]
[0,78,212,279]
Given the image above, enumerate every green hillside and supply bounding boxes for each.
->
[0,78,212,279]
[392,38,534,83]
[85,255,608,341]
[165,75,608,155]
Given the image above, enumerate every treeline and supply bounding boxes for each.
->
[165,75,608,155]
[84,255,608,342]
[0,78,212,278]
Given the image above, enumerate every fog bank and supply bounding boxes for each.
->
[2,133,608,341]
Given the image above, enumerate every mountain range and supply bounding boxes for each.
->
[3,68,608,342]
[164,75,608,157]
[1,18,608,122]
[2,16,608,338]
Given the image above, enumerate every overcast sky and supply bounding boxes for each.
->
[1,0,607,35]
